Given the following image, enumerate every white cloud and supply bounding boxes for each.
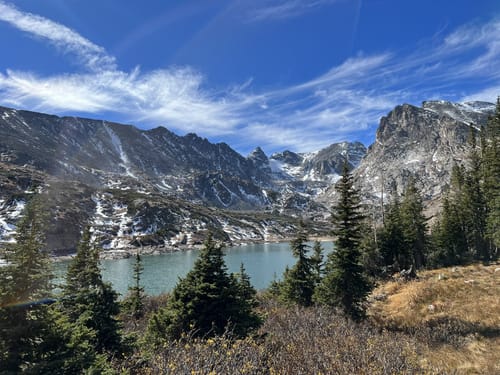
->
[462,86,500,103]
[0,1,115,71]
[0,1,499,154]
[247,0,339,22]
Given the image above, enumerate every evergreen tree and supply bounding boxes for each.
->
[430,195,469,267]
[147,234,260,343]
[123,251,145,322]
[0,196,58,372]
[463,127,488,261]
[378,196,409,272]
[400,178,428,271]
[314,163,371,320]
[232,264,262,335]
[483,98,500,256]
[310,240,324,286]
[359,222,384,280]
[59,227,123,356]
[280,221,315,306]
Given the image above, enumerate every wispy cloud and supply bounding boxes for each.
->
[0,1,115,71]
[246,0,339,22]
[0,1,499,154]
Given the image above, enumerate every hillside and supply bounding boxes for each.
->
[369,263,500,374]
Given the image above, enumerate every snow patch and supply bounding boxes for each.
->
[104,123,137,179]
[0,199,26,243]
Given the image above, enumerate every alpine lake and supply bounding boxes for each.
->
[53,241,334,297]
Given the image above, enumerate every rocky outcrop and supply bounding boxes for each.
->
[0,106,356,254]
[348,100,495,216]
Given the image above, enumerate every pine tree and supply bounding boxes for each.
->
[359,222,384,280]
[0,195,63,373]
[483,98,500,256]
[59,227,123,355]
[123,251,145,322]
[280,221,315,306]
[378,196,409,272]
[463,127,488,261]
[430,195,469,267]
[400,178,428,271]
[310,240,324,286]
[147,234,260,343]
[232,264,262,336]
[314,163,371,320]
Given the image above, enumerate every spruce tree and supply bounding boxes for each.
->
[463,127,488,261]
[232,264,262,336]
[59,227,123,355]
[0,196,57,372]
[310,240,324,286]
[430,195,469,267]
[123,251,145,322]
[147,234,260,343]
[483,98,500,256]
[400,178,428,271]
[314,163,371,320]
[378,196,409,272]
[280,221,315,306]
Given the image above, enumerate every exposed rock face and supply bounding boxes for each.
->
[1,99,491,254]
[350,100,495,216]
[0,106,359,253]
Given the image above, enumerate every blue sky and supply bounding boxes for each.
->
[0,0,499,155]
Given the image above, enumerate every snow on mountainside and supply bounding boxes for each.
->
[347,100,495,217]
[0,99,492,254]
[0,105,350,254]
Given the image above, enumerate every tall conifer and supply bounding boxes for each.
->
[0,196,57,372]
[314,163,371,320]
[280,220,315,306]
[60,227,123,355]
[147,234,260,343]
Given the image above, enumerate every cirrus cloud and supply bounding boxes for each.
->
[0,0,499,154]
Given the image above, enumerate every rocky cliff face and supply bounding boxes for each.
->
[1,99,492,254]
[349,100,495,216]
[0,106,361,254]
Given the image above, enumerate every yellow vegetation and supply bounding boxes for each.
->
[369,262,500,374]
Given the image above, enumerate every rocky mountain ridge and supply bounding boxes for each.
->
[0,99,495,255]
[0,106,361,254]
[346,100,495,216]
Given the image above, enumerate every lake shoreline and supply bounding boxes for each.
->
[51,236,335,262]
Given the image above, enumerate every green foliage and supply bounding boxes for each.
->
[310,240,324,285]
[430,196,470,267]
[314,163,371,320]
[147,234,261,345]
[378,196,410,272]
[58,227,124,357]
[122,252,145,322]
[483,98,500,255]
[400,178,429,270]
[279,221,316,306]
[0,195,60,373]
[359,222,384,280]
[463,127,489,261]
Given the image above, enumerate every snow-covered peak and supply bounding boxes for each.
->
[422,100,495,125]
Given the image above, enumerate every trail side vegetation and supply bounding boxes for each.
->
[0,99,498,374]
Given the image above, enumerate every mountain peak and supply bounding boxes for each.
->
[248,146,267,160]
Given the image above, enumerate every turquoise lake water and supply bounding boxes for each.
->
[53,241,334,297]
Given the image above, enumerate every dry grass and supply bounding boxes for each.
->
[368,262,500,374]
[121,300,422,374]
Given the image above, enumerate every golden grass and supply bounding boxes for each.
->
[368,262,500,374]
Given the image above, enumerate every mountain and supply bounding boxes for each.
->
[0,106,362,254]
[347,100,495,216]
[1,99,493,255]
